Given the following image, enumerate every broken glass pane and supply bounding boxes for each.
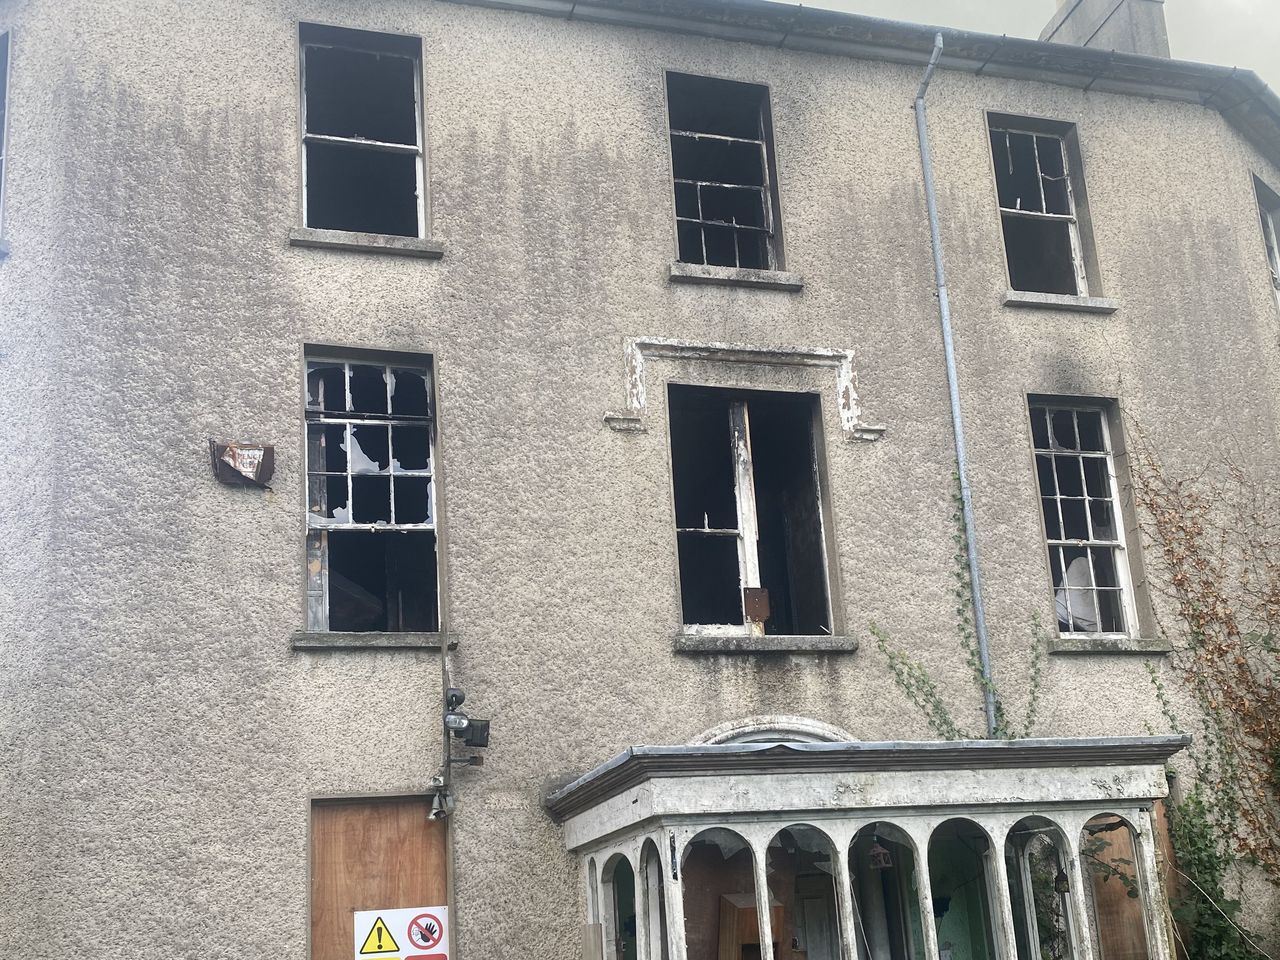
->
[307,362,345,412]
[390,369,430,418]
[1002,215,1078,295]
[352,476,392,524]
[308,423,348,474]
[308,476,350,520]
[1097,589,1126,633]
[348,365,388,415]
[393,477,431,525]
[305,45,418,145]
[993,130,1043,212]
[348,424,390,473]
[305,141,420,237]
[1037,135,1071,214]
[1055,455,1084,498]
[391,425,431,472]
[1076,411,1106,452]
[1030,406,1051,448]
[1050,410,1078,450]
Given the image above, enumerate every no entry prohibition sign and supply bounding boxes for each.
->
[407,912,444,951]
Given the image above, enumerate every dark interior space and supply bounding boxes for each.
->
[304,45,418,145]
[1001,214,1077,294]
[327,530,438,632]
[305,141,419,237]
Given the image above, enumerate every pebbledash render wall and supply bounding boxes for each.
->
[1,0,1279,956]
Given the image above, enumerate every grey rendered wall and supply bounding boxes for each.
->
[1,0,1278,956]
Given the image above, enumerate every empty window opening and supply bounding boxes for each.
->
[927,820,1001,960]
[990,123,1087,295]
[605,856,639,960]
[850,824,927,960]
[1005,818,1078,960]
[668,385,831,636]
[1029,402,1135,636]
[681,829,774,960]
[1256,176,1280,292]
[641,841,671,960]
[1079,815,1152,960]
[766,826,843,960]
[300,24,424,237]
[667,73,782,271]
[305,355,439,632]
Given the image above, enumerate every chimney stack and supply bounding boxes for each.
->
[1040,0,1170,58]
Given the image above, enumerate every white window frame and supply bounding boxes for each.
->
[304,354,438,632]
[298,26,426,238]
[990,123,1089,296]
[1029,401,1138,639]
[669,388,834,639]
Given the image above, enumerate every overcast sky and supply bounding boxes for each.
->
[802,0,1280,90]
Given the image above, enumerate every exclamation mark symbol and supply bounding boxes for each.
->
[376,926,383,950]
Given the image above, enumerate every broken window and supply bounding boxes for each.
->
[1029,402,1135,636]
[1080,815,1152,959]
[766,826,843,960]
[305,353,439,632]
[849,824,927,959]
[1005,817,1078,960]
[300,24,423,237]
[667,72,783,271]
[667,385,831,636]
[1256,176,1280,292]
[681,829,773,960]
[989,120,1088,295]
[928,819,1001,960]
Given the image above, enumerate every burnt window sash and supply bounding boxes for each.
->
[666,73,781,271]
[1029,403,1136,637]
[991,126,1088,296]
[299,26,425,237]
[305,357,439,632]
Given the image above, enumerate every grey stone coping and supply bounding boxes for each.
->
[1048,634,1172,654]
[674,633,858,654]
[291,631,455,651]
[668,261,804,291]
[1003,289,1120,314]
[288,226,445,259]
[545,734,1192,820]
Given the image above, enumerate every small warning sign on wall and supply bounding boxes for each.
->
[353,907,449,960]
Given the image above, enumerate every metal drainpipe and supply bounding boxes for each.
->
[914,33,998,737]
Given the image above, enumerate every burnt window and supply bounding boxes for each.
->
[1255,176,1280,292]
[668,385,830,636]
[300,24,423,238]
[305,353,439,632]
[1029,401,1136,636]
[667,73,783,271]
[989,119,1089,296]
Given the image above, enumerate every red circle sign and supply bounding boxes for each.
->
[407,913,444,950]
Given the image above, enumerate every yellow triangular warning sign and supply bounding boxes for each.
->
[358,916,400,955]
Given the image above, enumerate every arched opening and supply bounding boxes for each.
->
[641,840,671,960]
[681,828,770,960]
[850,822,927,959]
[1079,814,1150,960]
[604,854,639,960]
[1005,817,1077,960]
[928,819,1000,960]
[766,825,842,960]
[695,716,854,745]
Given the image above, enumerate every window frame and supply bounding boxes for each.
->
[986,112,1098,298]
[664,70,787,272]
[665,382,836,639]
[297,23,427,240]
[301,344,443,635]
[1027,398,1139,641]
[1254,175,1280,299]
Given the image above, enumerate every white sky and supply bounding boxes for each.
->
[800,0,1280,90]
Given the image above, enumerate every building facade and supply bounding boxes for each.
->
[2,0,1279,958]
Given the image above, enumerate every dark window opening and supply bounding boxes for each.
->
[668,385,830,635]
[990,124,1084,295]
[667,73,780,270]
[301,24,422,237]
[305,355,439,633]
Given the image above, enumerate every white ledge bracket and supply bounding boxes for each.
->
[603,337,886,442]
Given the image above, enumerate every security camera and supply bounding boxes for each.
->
[446,687,465,709]
[429,792,454,820]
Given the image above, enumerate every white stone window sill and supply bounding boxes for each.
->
[1048,634,1170,654]
[669,261,804,291]
[1003,289,1119,314]
[291,631,456,651]
[675,633,858,654]
[289,226,445,259]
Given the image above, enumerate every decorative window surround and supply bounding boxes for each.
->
[549,735,1187,960]
[603,338,885,443]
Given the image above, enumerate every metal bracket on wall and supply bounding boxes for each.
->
[603,336,886,442]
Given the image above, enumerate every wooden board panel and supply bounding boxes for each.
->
[312,796,447,960]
